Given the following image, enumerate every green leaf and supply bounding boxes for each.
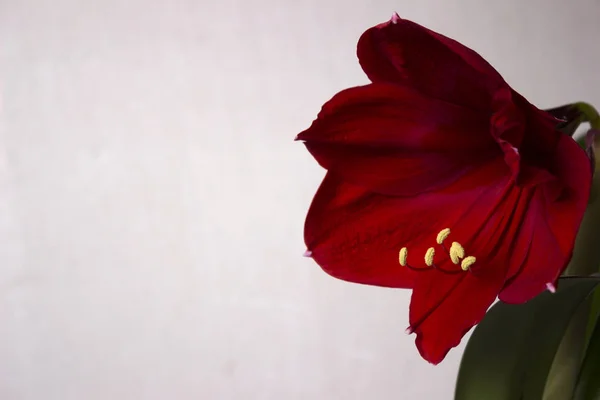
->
[455,277,600,400]
[573,313,600,400]
[586,289,600,345]
[538,294,591,400]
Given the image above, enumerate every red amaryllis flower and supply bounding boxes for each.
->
[296,13,592,364]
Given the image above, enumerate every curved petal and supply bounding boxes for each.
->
[297,83,499,196]
[499,134,592,303]
[303,172,415,289]
[297,83,492,151]
[409,181,538,364]
[304,159,509,290]
[356,14,505,110]
[490,88,572,189]
[512,92,563,178]
[409,134,590,363]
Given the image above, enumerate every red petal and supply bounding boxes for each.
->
[357,14,505,110]
[499,134,592,303]
[297,83,499,195]
[297,83,491,151]
[304,159,509,290]
[409,179,537,364]
[409,133,590,362]
[304,172,415,288]
[512,92,562,178]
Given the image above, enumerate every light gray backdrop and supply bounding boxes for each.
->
[1,0,599,398]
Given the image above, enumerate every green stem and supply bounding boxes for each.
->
[574,102,600,130]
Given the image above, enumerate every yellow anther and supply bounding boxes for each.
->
[449,242,465,264]
[450,252,460,265]
[451,242,465,258]
[461,256,476,271]
[436,228,451,245]
[424,247,435,267]
[399,247,408,266]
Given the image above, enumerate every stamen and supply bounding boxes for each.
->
[399,247,408,266]
[424,247,435,267]
[449,242,465,264]
[461,256,476,271]
[449,252,459,265]
[398,230,476,275]
[451,242,465,258]
[436,228,451,245]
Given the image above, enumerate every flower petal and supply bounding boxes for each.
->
[303,172,415,288]
[297,83,499,196]
[303,141,485,197]
[357,14,505,110]
[490,89,573,189]
[408,134,590,363]
[409,180,537,364]
[499,134,592,303]
[304,159,509,290]
[297,83,492,151]
[512,92,563,177]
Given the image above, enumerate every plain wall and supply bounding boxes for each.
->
[1,0,599,398]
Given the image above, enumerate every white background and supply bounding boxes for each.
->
[1,0,599,399]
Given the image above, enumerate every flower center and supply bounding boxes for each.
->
[398,228,476,274]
